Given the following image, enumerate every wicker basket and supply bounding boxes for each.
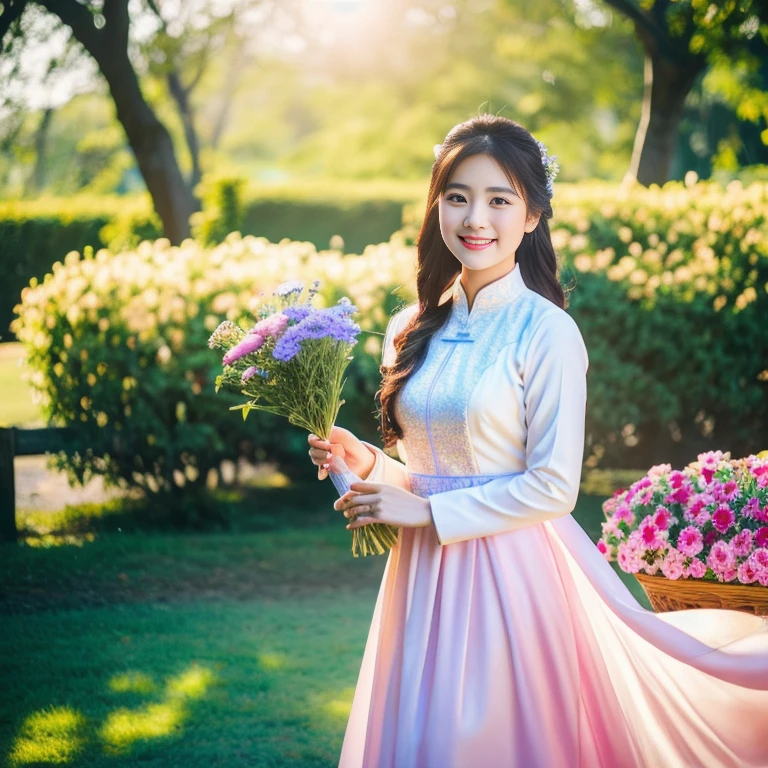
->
[634,572,768,615]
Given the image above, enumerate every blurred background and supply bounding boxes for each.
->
[1,0,767,766]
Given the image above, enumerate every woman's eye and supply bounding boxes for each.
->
[491,197,510,206]
[446,193,466,203]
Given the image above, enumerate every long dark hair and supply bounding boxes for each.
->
[376,114,566,448]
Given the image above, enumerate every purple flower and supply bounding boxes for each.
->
[282,306,314,323]
[272,308,360,362]
[329,297,357,316]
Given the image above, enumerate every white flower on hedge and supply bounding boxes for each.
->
[157,345,172,364]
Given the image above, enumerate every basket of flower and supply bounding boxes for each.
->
[597,450,768,615]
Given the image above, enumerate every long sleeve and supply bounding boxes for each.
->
[429,310,588,545]
[359,306,416,491]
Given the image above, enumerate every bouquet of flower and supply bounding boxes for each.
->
[208,279,399,557]
[598,450,768,585]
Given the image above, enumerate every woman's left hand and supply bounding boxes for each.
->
[334,482,433,530]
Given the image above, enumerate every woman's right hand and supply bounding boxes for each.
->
[307,426,376,481]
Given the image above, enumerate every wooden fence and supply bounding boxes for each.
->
[0,426,79,542]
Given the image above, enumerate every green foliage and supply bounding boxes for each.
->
[0,197,126,343]
[549,179,768,468]
[190,175,244,246]
[8,179,767,505]
[9,231,416,522]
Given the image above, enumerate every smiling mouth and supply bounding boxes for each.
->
[459,236,496,248]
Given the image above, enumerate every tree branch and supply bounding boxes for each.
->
[601,0,662,42]
[36,0,105,57]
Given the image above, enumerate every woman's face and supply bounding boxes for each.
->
[438,153,540,273]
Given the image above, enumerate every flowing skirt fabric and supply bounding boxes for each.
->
[339,511,768,768]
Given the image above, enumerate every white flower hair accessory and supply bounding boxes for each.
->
[534,138,559,198]
[433,138,559,197]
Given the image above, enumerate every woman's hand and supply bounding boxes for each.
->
[334,481,433,530]
[307,426,376,481]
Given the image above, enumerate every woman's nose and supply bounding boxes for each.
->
[464,206,488,229]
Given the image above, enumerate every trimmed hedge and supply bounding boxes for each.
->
[0,181,424,341]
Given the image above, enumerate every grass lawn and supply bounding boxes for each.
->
[0,479,650,768]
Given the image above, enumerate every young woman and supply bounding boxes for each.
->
[308,115,768,767]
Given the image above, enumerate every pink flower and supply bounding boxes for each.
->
[648,464,671,479]
[617,541,642,573]
[703,529,719,547]
[639,516,664,548]
[601,518,624,539]
[737,559,759,584]
[751,464,768,489]
[707,540,736,576]
[755,527,768,548]
[665,485,692,506]
[596,540,612,560]
[713,480,739,503]
[711,504,735,534]
[222,332,265,365]
[729,529,754,558]
[698,450,726,465]
[653,506,673,530]
[614,503,634,524]
[251,312,290,338]
[661,549,685,580]
[693,508,711,527]
[685,559,707,579]
[721,567,737,583]
[677,526,704,557]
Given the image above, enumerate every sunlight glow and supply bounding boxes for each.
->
[108,671,156,695]
[100,665,215,755]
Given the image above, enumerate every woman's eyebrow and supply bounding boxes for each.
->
[445,182,519,195]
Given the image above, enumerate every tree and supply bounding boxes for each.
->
[601,0,768,185]
[1,0,196,243]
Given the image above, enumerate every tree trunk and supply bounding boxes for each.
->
[30,106,53,193]
[629,51,706,185]
[40,0,197,244]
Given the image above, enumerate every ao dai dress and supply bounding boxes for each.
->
[339,263,768,768]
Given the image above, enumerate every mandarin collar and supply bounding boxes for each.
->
[450,263,526,325]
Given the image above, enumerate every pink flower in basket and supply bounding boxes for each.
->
[677,526,703,557]
[598,451,768,585]
[712,504,736,534]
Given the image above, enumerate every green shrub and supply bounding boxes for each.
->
[10,233,416,521]
[550,179,768,468]
[0,196,160,342]
[1,182,422,341]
